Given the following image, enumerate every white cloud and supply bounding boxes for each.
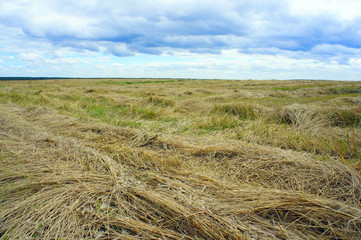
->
[106,43,134,56]
[18,52,42,62]
[111,63,124,68]
[311,44,361,56]
[0,0,360,79]
[289,0,361,21]
[92,50,360,80]
[97,57,111,62]
[349,58,361,65]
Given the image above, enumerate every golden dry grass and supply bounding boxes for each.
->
[1,78,361,239]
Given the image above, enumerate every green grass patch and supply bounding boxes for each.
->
[0,92,42,105]
[197,115,239,132]
[160,116,179,122]
[0,92,22,103]
[330,109,361,127]
[214,103,260,119]
[54,94,81,101]
[87,105,107,118]
[131,106,158,120]
[333,87,361,95]
[121,121,142,128]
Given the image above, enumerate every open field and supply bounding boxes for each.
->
[1,78,361,239]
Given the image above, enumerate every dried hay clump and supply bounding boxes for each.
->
[276,104,329,129]
[176,99,213,113]
[214,103,265,120]
[329,108,361,127]
[145,95,176,107]
[190,144,361,208]
[213,188,361,240]
[316,97,361,127]
[232,154,361,207]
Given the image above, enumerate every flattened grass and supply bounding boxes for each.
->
[1,79,361,239]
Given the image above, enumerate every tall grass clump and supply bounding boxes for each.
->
[274,104,329,129]
[214,103,262,120]
[330,108,361,127]
[196,115,239,132]
[146,95,175,107]
[130,105,159,120]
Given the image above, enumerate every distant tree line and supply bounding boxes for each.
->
[0,77,70,81]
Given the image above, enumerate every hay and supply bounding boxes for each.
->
[1,97,361,239]
[276,104,330,129]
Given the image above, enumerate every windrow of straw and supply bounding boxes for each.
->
[273,103,361,129]
[190,145,361,207]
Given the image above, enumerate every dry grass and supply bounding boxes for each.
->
[1,79,361,239]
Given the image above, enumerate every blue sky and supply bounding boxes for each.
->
[0,0,361,80]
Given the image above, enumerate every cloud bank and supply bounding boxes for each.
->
[0,0,360,79]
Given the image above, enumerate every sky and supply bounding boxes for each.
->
[0,0,361,80]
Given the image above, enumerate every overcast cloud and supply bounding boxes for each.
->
[0,0,360,79]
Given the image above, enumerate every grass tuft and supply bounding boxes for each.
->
[146,95,175,107]
[275,104,329,129]
[330,108,361,127]
[214,103,262,120]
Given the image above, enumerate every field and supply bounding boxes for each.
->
[1,78,361,239]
